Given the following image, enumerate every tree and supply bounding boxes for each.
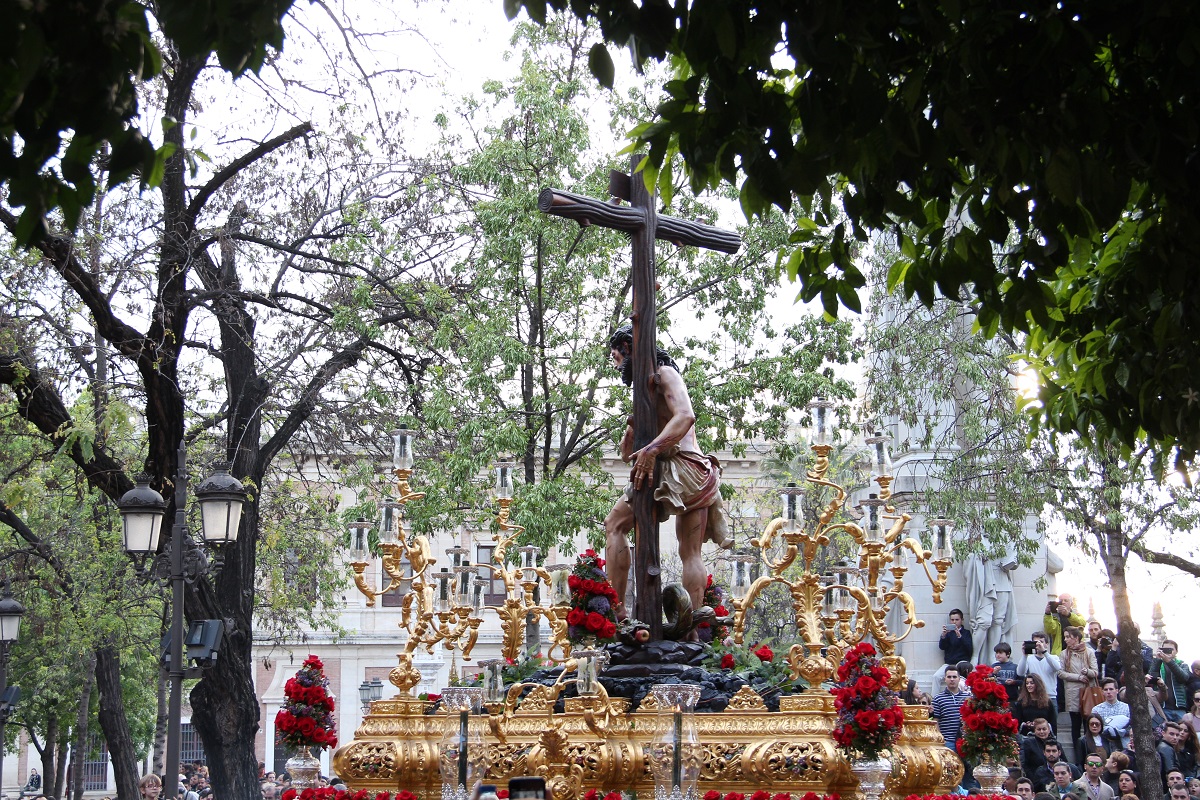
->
[506,0,1200,467]
[1,0,295,244]
[403,16,858,567]
[861,238,1051,566]
[1040,435,1200,800]
[1,4,458,797]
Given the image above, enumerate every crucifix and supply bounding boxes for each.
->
[538,154,741,641]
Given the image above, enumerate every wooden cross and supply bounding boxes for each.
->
[538,154,741,640]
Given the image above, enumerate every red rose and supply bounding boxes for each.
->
[567,608,585,626]
[304,655,323,669]
[725,793,745,800]
[283,791,298,800]
[854,710,880,731]
[586,611,605,631]
[772,794,791,800]
[583,790,601,800]
[581,578,597,593]
[752,791,771,800]
[754,645,774,662]
[600,620,617,638]
[720,653,735,669]
[603,794,622,800]
[704,792,722,800]
[714,605,728,616]
[856,676,879,695]
[497,793,509,800]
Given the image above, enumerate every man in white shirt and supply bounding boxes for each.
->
[1091,677,1131,748]
[1018,631,1063,714]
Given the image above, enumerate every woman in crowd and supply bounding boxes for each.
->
[1017,674,1060,736]
[1060,626,1100,745]
[1183,689,1200,736]
[1101,752,1130,794]
[1178,722,1199,779]
[1117,770,1140,799]
[1021,717,1059,776]
[1077,712,1111,768]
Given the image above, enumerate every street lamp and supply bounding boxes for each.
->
[0,582,25,800]
[358,678,384,713]
[118,447,246,800]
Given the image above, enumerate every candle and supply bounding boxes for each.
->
[458,710,468,788]
[671,710,682,788]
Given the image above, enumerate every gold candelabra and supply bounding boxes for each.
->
[730,403,954,690]
[349,438,576,695]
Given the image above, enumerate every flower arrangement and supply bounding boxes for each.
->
[830,642,903,760]
[275,655,337,751]
[701,791,839,800]
[565,549,619,644]
[583,790,625,800]
[956,664,1019,765]
[705,641,798,692]
[282,788,415,800]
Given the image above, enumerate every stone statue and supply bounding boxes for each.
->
[603,325,731,632]
[964,546,1018,663]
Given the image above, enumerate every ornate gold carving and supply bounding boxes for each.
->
[725,686,767,711]
[636,694,659,712]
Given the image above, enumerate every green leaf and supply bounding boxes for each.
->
[588,43,615,90]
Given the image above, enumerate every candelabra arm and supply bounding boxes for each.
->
[883,512,912,545]
[732,574,792,644]
[749,517,786,555]
[580,681,612,739]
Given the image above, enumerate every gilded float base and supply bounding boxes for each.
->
[333,689,962,798]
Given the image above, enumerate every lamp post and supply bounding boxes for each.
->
[0,582,24,800]
[118,444,245,799]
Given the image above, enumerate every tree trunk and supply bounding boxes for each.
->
[52,727,69,800]
[70,653,95,800]
[38,716,57,800]
[95,644,142,800]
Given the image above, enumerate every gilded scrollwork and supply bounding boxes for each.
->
[724,686,766,711]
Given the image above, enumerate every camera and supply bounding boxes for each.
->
[1023,640,1035,655]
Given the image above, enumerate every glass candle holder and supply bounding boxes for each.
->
[648,684,702,800]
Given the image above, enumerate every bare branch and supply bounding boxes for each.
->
[186,123,314,224]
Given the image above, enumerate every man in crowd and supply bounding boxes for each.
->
[1189,661,1200,696]
[933,609,973,695]
[1171,788,1192,800]
[1092,677,1132,748]
[1050,762,1078,799]
[1157,722,1183,785]
[1019,631,1063,715]
[1044,594,1086,655]
[1167,770,1188,796]
[1035,743,1078,791]
[931,665,972,752]
[1074,754,1116,800]
[1087,620,1103,651]
[1016,778,1036,800]
[1151,640,1192,721]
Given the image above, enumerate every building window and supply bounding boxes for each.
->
[82,733,109,792]
[476,545,507,605]
[381,556,413,607]
[181,722,207,764]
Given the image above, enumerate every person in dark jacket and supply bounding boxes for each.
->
[932,608,973,694]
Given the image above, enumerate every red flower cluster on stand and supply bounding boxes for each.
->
[275,655,338,751]
[830,642,904,760]
[281,789,414,800]
[701,791,839,800]
[565,549,619,644]
[955,665,1019,765]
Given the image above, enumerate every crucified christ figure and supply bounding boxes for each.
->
[603,324,731,631]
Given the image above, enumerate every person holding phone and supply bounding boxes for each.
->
[931,609,973,695]
[1020,631,1063,718]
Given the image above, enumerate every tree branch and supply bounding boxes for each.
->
[0,352,134,500]
[0,208,147,360]
[1130,544,1200,578]
[185,123,313,224]
[257,338,369,471]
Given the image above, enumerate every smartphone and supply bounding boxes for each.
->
[1022,640,1035,655]
[508,777,547,800]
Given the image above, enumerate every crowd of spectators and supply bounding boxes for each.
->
[929,594,1200,799]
